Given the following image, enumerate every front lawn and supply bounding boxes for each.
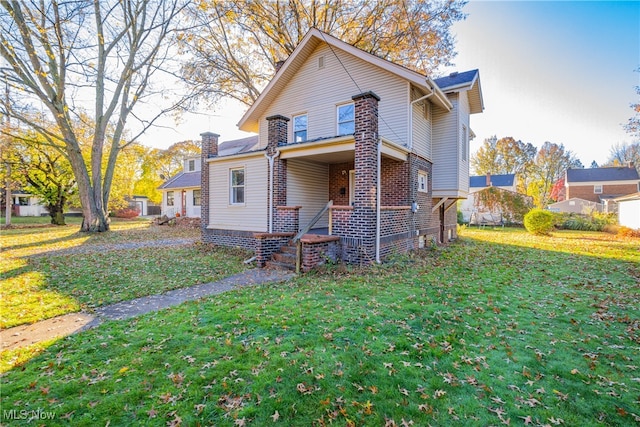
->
[1,228,638,425]
[0,220,250,329]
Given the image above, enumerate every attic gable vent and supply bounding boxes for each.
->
[318,55,325,69]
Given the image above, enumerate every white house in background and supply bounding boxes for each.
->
[459,173,518,223]
[159,157,202,218]
[614,192,640,230]
[10,191,48,217]
[158,136,259,218]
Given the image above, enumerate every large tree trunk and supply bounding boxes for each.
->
[48,204,66,226]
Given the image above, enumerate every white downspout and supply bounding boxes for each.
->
[265,151,280,233]
[376,136,381,264]
[409,88,435,150]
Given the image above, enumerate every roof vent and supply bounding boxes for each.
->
[449,71,458,77]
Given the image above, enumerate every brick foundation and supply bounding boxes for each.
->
[201,228,256,251]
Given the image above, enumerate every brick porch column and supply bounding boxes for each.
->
[352,91,380,263]
[266,115,289,229]
[200,132,219,233]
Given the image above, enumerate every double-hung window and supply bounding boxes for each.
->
[193,189,201,206]
[337,103,355,135]
[166,191,174,206]
[230,168,245,205]
[594,185,603,194]
[293,114,307,142]
[418,171,428,193]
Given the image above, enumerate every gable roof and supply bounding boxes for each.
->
[159,136,259,190]
[238,28,457,133]
[566,166,639,183]
[470,173,515,188]
[434,70,483,114]
[158,171,200,190]
[218,135,259,156]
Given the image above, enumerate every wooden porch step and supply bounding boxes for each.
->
[280,245,297,254]
[265,260,296,271]
[272,252,296,264]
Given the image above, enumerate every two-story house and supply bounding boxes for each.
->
[200,29,483,270]
[565,164,640,213]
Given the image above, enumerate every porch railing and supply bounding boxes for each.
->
[292,200,333,273]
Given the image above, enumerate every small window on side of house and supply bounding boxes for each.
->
[230,168,245,205]
[418,171,428,193]
[318,55,325,69]
[167,191,174,206]
[594,185,603,194]
[293,114,307,143]
[188,159,195,172]
[193,189,201,206]
[337,103,355,136]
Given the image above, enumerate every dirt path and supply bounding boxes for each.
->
[1,268,294,352]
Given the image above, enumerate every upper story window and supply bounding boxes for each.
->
[187,159,196,172]
[166,191,174,206]
[418,171,428,193]
[293,114,307,143]
[193,189,201,206]
[594,185,603,194]
[230,168,245,205]
[337,103,355,136]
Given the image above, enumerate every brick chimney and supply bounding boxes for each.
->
[628,161,635,169]
[200,132,219,233]
[486,173,491,187]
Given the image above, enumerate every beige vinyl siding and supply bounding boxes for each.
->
[432,93,460,194]
[258,44,409,148]
[286,159,330,229]
[458,91,470,193]
[208,156,268,232]
[411,87,432,160]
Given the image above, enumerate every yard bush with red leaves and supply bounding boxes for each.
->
[112,208,139,219]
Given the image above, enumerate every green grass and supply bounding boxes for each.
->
[1,228,638,426]
[0,219,250,328]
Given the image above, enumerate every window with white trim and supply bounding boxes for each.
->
[187,159,196,172]
[293,114,307,143]
[594,185,603,194]
[230,168,245,205]
[166,191,174,206]
[418,171,428,193]
[337,103,355,135]
[193,189,201,206]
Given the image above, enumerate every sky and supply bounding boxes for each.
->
[141,1,640,167]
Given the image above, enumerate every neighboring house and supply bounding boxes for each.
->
[127,195,149,216]
[459,174,518,223]
[9,191,48,217]
[159,136,258,218]
[547,198,603,214]
[565,164,640,213]
[200,29,483,270]
[614,192,640,230]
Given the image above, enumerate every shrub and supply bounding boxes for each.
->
[524,209,554,235]
[113,208,139,219]
[457,210,465,225]
[553,212,616,232]
[617,226,640,238]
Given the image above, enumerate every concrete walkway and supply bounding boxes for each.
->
[1,269,294,352]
